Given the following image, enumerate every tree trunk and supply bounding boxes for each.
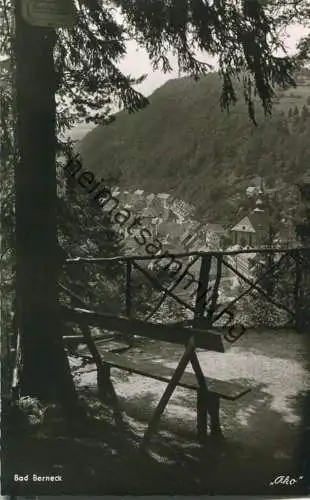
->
[14,2,77,408]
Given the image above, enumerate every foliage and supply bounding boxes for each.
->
[113,0,300,119]
[240,247,310,329]
[57,153,125,315]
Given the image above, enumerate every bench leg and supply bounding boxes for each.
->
[140,337,195,452]
[98,365,125,429]
[207,393,222,437]
[97,364,111,398]
[197,387,208,444]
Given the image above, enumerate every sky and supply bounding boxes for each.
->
[70,23,309,140]
[119,24,308,96]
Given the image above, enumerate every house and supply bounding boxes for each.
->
[131,196,146,213]
[133,189,144,196]
[157,193,170,206]
[146,193,155,206]
[180,222,226,252]
[157,219,184,245]
[230,216,256,246]
[205,223,227,249]
[171,199,194,223]
[180,221,208,252]
[140,206,159,237]
[230,199,269,247]
[152,193,171,220]
[121,190,132,205]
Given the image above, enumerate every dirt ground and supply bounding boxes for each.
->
[3,329,310,496]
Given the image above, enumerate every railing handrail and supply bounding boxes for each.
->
[64,246,310,264]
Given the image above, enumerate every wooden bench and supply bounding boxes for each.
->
[99,351,250,402]
[61,306,251,449]
[60,274,252,451]
[99,350,251,443]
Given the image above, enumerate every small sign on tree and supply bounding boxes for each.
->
[22,0,77,28]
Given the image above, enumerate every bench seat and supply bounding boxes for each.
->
[100,351,251,401]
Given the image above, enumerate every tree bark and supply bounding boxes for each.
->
[14,1,77,408]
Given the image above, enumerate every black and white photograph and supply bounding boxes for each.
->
[1,0,310,496]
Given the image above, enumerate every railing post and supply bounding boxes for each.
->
[207,255,222,326]
[194,254,212,326]
[125,260,132,318]
[125,260,134,345]
[192,253,219,443]
[294,251,302,332]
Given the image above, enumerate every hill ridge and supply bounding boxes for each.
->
[79,71,310,224]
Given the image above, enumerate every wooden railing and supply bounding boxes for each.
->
[62,246,310,334]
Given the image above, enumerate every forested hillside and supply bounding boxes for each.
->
[79,70,310,224]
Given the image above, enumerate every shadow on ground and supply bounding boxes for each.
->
[3,330,309,496]
[115,381,307,495]
[3,380,308,496]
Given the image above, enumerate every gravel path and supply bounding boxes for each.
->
[74,328,310,494]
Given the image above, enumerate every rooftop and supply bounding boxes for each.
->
[206,223,226,233]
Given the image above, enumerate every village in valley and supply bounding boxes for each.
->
[106,174,308,316]
[114,175,302,256]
